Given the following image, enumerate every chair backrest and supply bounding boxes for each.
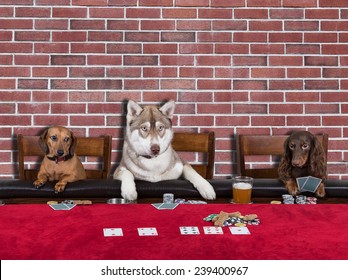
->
[17,134,112,180]
[237,134,329,178]
[171,131,215,179]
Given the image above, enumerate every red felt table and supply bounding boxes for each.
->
[0,203,347,260]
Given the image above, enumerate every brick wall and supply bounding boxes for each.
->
[1,0,348,179]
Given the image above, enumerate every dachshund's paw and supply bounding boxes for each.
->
[289,188,299,196]
[33,180,46,189]
[286,185,299,196]
[54,182,67,193]
[285,180,299,196]
[315,184,326,198]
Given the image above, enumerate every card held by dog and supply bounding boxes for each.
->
[33,126,86,193]
[114,100,216,201]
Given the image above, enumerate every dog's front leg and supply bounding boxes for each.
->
[285,179,298,196]
[54,180,68,193]
[114,167,138,201]
[182,164,216,200]
[33,170,49,189]
[315,182,326,198]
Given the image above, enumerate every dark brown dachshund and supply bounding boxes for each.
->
[278,131,327,197]
[33,126,86,193]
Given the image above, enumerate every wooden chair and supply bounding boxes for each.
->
[171,131,215,179]
[237,134,329,178]
[17,134,112,180]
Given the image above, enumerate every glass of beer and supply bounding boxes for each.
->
[232,176,253,204]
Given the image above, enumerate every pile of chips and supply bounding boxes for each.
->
[282,194,317,204]
[282,194,295,204]
[204,213,260,227]
[174,198,207,204]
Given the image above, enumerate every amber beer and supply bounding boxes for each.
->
[232,176,253,204]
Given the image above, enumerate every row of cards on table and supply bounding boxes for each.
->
[103,226,250,236]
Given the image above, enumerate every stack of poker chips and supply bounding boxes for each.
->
[282,194,317,204]
[282,194,295,204]
[295,195,307,204]
[306,197,317,204]
[163,193,174,203]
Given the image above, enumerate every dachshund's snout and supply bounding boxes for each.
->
[291,158,306,168]
[57,149,64,157]
[291,160,301,167]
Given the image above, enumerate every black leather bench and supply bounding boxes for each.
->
[0,179,347,201]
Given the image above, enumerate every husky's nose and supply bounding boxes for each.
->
[151,144,160,156]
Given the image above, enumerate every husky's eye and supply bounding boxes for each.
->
[158,125,164,132]
[141,126,147,132]
[50,135,57,141]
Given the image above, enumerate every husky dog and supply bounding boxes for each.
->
[114,100,216,201]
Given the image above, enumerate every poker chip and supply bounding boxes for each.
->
[235,223,246,227]
[174,198,186,204]
[47,201,58,205]
[270,200,281,204]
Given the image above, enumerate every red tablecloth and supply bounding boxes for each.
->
[0,203,347,260]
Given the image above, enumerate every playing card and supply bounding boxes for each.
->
[230,226,250,235]
[296,177,308,189]
[49,203,76,210]
[301,176,322,192]
[180,226,200,235]
[203,226,223,235]
[103,228,123,237]
[138,227,158,236]
[152,203,179,210]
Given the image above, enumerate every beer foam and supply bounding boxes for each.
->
[233,182,252,190]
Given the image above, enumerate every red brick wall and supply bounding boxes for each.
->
[1,0,348,179]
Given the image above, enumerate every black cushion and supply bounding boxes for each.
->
[0,179,347,199]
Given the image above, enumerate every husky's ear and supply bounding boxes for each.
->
[127,100,143,117]
[159,100,175,119]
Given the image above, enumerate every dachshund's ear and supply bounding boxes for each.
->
[283,136,292,162]
[310,135,325,168]
[38,129,49,154]
[69,132,77,156]
[278,136,292,181]
[308,135,327,178]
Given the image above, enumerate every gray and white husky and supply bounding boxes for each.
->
[114,100,216,201]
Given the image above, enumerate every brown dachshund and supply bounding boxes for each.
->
[33,126,86,193]
[278,131,327,197]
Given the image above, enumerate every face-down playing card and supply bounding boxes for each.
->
[49,203,76,210]
[296,176,322,193]
[138,227,158,236]
[180,226,200,235]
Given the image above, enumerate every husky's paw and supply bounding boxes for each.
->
[195,181,216,200]
[121,181,138,201]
